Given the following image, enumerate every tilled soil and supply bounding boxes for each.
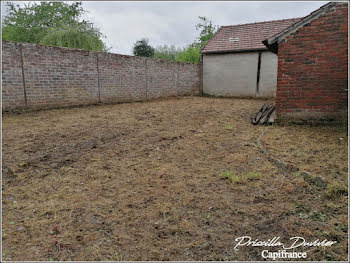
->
[2,97,348,261]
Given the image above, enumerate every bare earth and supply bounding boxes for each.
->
[2,97,348,261]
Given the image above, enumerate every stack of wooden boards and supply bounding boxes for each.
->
[251,104,275,125]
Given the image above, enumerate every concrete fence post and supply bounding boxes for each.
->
[199,54,204,95]
[176,63,179,96]
[96,53,101,103]
[19,43,28,107]
[144,58,148,100]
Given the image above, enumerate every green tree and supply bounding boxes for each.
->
[194,16,219,48]
[176,45,201,63]
[176,16,218,63]
[132,38,155,57]
[40,25,108,52]
[2,1,108,52]
[153,45,181,61]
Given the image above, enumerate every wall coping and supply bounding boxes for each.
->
[2,40,200,66]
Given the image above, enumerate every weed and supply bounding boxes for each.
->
[219,171,241,184]
[334,222,348,233]
[200,93,218,98]
[327,184,348,198]
[219,170,234,180]
[299,210,326,221]
[298,211,309,219]
[231,175,242,184]
[244,172,261,181]
[224,124,234,130]
[310,211,326,221]
[292,200,304,210]
[219,171,261,184]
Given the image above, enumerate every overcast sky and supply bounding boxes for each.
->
[2,1,329,55]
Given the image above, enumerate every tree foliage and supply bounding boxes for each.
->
[152,44,201,63]
[153,45,182,61]
[40,26,108,52]
[132,38,155,57]
[2,1,108,52]
[194,16,219,48]
[176,16,218,63]
[176,45,201,63]
[150,16,218,63]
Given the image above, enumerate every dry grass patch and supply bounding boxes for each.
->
[2,97,347,261]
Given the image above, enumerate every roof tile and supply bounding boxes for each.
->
[201,18,302,53]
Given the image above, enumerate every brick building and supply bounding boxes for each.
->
[263,2,348,122]
[201,18,300,98]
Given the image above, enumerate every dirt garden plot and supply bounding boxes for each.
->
[2,97,348,261]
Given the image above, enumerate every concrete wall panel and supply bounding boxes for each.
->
[258,51,278,97]
[203,51,277,98]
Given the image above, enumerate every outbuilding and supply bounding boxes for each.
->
[263,2,348,122]
[201,18,300,97]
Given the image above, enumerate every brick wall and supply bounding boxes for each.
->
[2,41,200,110]
[22,42,99,107]
[276,3,348,122]
[98,52,147,102]
[2,42,26,108]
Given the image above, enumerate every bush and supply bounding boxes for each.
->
[153,45,181,61]
[133,38,155,57]
[176,45,201,63]
[40,26,108,52]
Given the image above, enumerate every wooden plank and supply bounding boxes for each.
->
[261,104,269,113]
[268,111,275,124]
[259,105,275,124]
[251,104,276,125]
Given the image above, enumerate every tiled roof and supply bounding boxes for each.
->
[201,18,302,54]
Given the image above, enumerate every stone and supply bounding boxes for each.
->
[301,171,327,188]
[17,226,26,232]
[301,171,312,183]
[312,176,327,188]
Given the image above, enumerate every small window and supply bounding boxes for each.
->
[229,37,240,42]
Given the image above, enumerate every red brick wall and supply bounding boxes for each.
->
[276,3,348,122]
[2,41,200,110]
[178,63,202,96]
[2,42,26,108]
[146,59,178,99]
[22,42,99,108]
[98,52,147,102]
